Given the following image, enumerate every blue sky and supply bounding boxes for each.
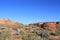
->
[0,0,60,24]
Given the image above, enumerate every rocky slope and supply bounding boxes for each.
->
[0,18,60,40]
[28,22,60,32]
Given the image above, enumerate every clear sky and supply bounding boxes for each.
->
[0,0,60,24]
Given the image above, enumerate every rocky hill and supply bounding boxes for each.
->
[28,22,60,32]
[0,18,60,40]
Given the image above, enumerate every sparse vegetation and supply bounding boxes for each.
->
[0,19,60,40]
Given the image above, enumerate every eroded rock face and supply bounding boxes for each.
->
[41,22,56,32]
[28,22,60,32]
[28,22,44,27]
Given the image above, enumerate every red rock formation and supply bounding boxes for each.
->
[42,22,56,32]
[0,18,22,27]
[29,22,59,32]
[0,18,13,24]
[0,18,60,32]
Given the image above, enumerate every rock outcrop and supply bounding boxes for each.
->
[0,18,60,40]
[28,22,60,32]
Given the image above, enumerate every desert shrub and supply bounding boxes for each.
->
[13,26,21,32]
[0,31,4,40]
[49,38,58,40]
[0,24,5,27]
[19,30,42,40]
[27,33,41,40]
[34,28,51,40]
[19,30,28,40]
[55,30,60,36]
[34,28,44,36]
[26,27,34,33]
[53,26,60,36]
[43,27,52,31]
[0,30,11,40]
